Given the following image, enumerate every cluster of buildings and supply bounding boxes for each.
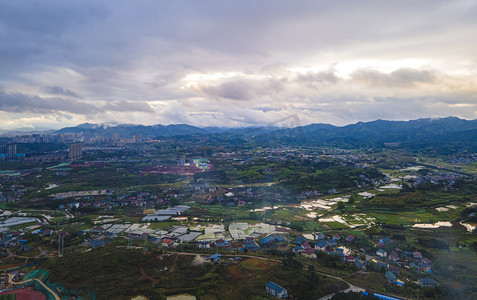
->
[292,234,362,264]
[11,132,82,143]
[9,132,142,145]
[198,235,263,252]
[112,133,142,146]
[0,230,31,250]
[0,143,24,161]
[446,153,477,165]
[375,240,434,274]
[55,189,186,211]
[0,180,26,203]
[0,141,84,161]
[411,171,462,190]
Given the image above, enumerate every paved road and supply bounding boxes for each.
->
[9,276,61,300]
[170,251,280,262]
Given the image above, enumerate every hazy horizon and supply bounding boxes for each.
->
[2,115,476,134]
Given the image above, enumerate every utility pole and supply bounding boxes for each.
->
[143,236,148,253]
[57,233,64,257]
[127,229,132,249]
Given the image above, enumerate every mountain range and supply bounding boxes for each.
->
[4,117,477,152]
[53,117,477,139]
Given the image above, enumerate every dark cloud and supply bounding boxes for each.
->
[102,100,154,113]
[44,85,80,98]
[0,91,96,114]
[196,81,254,100]
[295,70,340,87]
[0,91,153,114]
[351,68,437,87]
[193,78,285,101]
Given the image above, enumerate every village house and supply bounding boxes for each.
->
[413,251,423,259]
[376,261,389,269]
[385,270,397,283]
[215,239,229,247]
[345,235,355,243]
[418,278,436,288]
[208,253,222,263]
[315,233,325,240]
[242,237,260,252]
[266,281,288,299]
[302,247,317,259]
[390,265,401,275]
[198,241,213,249]
[91,226,105,235]
[315,240,327,252]
[376,249,387,258]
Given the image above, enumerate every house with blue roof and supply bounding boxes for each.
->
[244,243,261,251]
[261,235,283,246]
[293,245,304,253]
[208,253,222,262]
[215,239,229,247]
[294,236,307,245]
[315,240,327,251]
[316,233,325,240]
[355,261,366,271]
[376,261,389,269]
[385,270,397,283]
[266,281,288,298]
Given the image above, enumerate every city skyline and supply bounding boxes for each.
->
[1,0,477,130]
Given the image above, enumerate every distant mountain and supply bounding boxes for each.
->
[203,126,283,136]
[56,123,208,138]
[55,123,286,138]
[8,117,477,153]
[258,117,477,152]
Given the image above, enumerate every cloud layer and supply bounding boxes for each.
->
[1,0,477,130]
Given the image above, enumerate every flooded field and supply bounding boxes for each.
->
[167,295,197,300]
[412,221,453,229]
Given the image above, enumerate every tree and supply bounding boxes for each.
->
[337,201,345,210]
[170,197,180,206]
[348,194,358,204]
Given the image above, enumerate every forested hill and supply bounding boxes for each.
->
[51,117,477,153]
[257,117,477,152]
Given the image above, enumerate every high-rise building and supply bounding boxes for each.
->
[69,142,83,160]
[134,133,142,143]
[7,144,16,160]
[0,143,6,155]
[112,133,120,141]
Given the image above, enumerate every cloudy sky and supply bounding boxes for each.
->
[1,0,477,130]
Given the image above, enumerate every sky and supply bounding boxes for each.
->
[1,0,477,131]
